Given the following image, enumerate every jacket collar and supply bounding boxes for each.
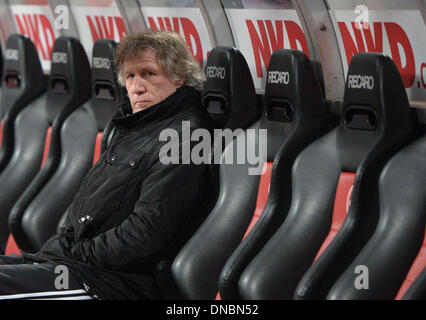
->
[113,85,201,129]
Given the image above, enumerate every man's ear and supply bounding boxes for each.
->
[176,77,185,88]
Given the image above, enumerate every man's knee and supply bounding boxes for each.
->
[0,254,24,265]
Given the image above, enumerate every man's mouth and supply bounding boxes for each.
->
[135,100,150,106]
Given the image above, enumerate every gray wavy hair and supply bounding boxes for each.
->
[115,30,206,91]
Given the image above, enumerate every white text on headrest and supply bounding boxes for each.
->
[52,52,68,64]
[268,71,290,85]
[92,57,111,70]
[206,66,225,80]
[5,49,19,61]
[348,74,374,90]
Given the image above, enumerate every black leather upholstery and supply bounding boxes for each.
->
[0,35,46,253]
[0,35,46,173]
[8,36,92,252]
[202,46,260,131]
[325,133,425,300]
[89,39,123,132]
[239,53,417,300]
[171,46,261,299]
[218,50,330,300]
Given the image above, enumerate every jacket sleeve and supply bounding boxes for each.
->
[69,137,209,270]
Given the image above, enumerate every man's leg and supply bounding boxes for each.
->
[0,254,24,265]
[0,259,93,300]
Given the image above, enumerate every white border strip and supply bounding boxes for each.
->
[28,295,94,300]
[0,289,88,300]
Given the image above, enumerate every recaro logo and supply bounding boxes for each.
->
[92,57,110,70]
[347,74,374,90]
[5,49,19,61]
[52,52,68,64]
[268,71,290,85]
[206,66,225,80]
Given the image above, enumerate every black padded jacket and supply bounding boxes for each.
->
[22,85,213,299]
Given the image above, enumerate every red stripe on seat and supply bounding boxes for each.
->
[5,234,21,255]
[93,131,103,166]
[242,162,273,240]
[41,127,52,168]
[396,229,426,300]
[314,172,355,261]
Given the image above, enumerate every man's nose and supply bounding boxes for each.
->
[131,75,147,93]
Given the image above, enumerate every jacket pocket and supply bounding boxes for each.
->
[99,151,146,212]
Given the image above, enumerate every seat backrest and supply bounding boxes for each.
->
[7,36,92,253]
[239,52,416,300]
[218,49,331,300]
[0,34,45,173]
[170,46,261,299]
[325,133,425,300]
[18,39,123,253]
[0,35,46,253]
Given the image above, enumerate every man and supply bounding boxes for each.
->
[0,31,212,300]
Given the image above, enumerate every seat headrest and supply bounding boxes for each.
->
[337,52,416,172]
[1,34,45,114]
[47,36,91,121]
[342,52,413,131]
[262,49,327,159]
[264,49,326,123]
[91,39,120,97]
[202,46,260,130]
[90,39,123,130]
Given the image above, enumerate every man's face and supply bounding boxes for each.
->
[123,49,183,113]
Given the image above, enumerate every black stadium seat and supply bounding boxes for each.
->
[0,34,46,173]
[0,34,46,253]
[324,132,425,300]
[218,49,331,300]
[239,53,418,300]
[12,39,124,253]
[6,36,92,253]
[172,49,330,300]
[170,46,261,299]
